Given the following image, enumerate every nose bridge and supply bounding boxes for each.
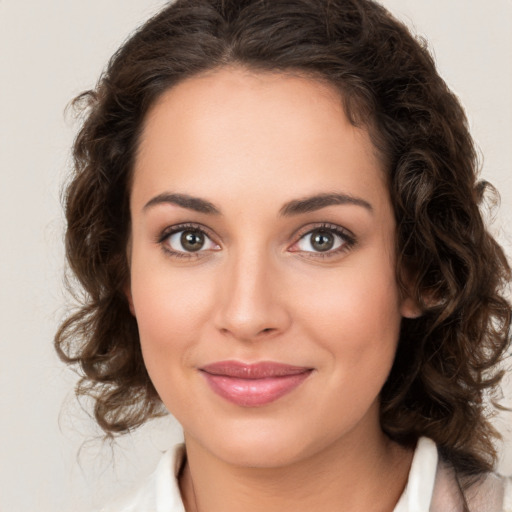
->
[214,242,288,340]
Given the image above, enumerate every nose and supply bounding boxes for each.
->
[213,247,291,342]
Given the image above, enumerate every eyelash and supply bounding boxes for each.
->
[157,223,218,259]
[156,222,356,260]
[292,223,357,259]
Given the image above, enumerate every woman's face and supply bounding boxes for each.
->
[128,67,417,467]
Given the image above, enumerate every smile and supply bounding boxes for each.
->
[199,361,314,407]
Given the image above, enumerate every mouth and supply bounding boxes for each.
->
[199,361,314,407]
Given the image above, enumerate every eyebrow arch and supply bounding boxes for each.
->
[143,193,221,215]
[279,193,373,216]
[143,191,373,217]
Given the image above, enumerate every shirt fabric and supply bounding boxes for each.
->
[101,437,512,512]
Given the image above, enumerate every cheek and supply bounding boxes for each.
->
[293,253,402,368]
[129,253,216,378]
[130,272,212,412]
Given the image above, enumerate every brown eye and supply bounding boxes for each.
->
[181,230,205,252]
[164,227,219,254]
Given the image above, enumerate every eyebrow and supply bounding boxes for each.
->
[143,192,373,216]
[143,193,221,214]
[279,193,373,216]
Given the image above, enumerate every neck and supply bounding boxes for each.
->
[179,424,413,512]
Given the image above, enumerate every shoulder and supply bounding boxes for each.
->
[398,437,512,512]
[432,453,512,512]
[463,471,512,512]
[97,444,187,512]
[505,476,512,512]
[469,471,512,512]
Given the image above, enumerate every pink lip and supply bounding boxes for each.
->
[200,361,313,407]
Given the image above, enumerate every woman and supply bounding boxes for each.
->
[55,0,512,510]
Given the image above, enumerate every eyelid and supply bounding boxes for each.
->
[288,222,356,257]
[157,222,217,242]
[157,222,220,257]
[156,221,356,259]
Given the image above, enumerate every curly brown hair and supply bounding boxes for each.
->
[56,0,511,476]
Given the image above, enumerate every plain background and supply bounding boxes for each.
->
[0,1,511,511]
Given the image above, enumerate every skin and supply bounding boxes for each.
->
[127,67,419,512]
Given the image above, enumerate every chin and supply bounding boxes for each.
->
[217,439,312,469]
[185,416,347,469]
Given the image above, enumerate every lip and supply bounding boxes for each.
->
[200,361,313,407]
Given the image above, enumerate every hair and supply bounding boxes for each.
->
[56,0,511,477]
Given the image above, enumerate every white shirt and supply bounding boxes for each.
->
[101,437,512,512]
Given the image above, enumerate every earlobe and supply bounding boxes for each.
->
[399,267,423,319]
[400,296,422,319]
[124,238,135,316]
[124,284,136,316]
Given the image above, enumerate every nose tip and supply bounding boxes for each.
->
[215,288,290,341]
[213,257,290,342]
[217,320,282,343]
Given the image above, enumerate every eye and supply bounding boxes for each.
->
[160,225,219,256]
[290,225,355,256]
[298,229,339,252]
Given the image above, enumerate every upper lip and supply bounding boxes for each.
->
[200,361,313,379]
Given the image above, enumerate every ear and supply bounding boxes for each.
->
[398,267,423,319]
[124,236,135,316]
[124,282,136,316]
[400,295,422,319]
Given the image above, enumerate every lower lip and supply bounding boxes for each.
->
[201,371,312,407]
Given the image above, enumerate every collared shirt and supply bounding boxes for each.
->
[101,437,512,512]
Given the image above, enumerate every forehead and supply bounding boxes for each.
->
[145,66,346,125]
[132,66,388,213]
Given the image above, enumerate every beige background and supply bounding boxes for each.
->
[0,1,510,511]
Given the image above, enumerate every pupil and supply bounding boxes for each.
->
[181,231,204,252]
[311,230,334,251]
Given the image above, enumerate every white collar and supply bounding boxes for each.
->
[165,437,439,512]
[104,437,439,511]
[393,437,438,512]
